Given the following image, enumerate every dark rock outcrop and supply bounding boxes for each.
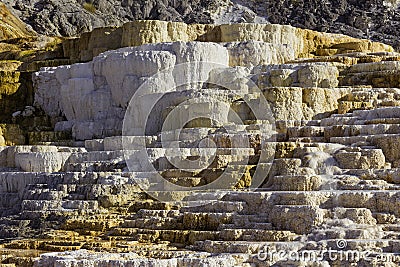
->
[257,0,400,49]
[2,0,218,36]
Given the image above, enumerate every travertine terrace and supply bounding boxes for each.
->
[1,13,400,267]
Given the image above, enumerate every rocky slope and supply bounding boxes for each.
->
[259,0,400,50]
[34,21,393,141]
[2,0,400,49]
[0,2,35,40]
[0,3,71,146]
[2,3,400,266]
[1,18,400,266]
[1,0,222,36]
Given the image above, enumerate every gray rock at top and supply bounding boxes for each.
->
[3,0,218,37]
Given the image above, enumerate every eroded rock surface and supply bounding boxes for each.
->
[3,0,400,51]
[1,20,400,267]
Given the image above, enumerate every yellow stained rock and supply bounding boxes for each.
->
[63,20,395,62]
[0,124,25,146]
[0,3,36,40]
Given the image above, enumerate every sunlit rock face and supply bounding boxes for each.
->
[2,17,400,267]
[33,20,393,141]
[34,41,230,140]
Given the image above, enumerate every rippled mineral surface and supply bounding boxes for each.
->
[1,2,400,266]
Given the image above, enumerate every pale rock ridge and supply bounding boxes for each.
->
[34,39,354,140]
[34,42,230,140]
[224,41,295,67]
[34,250,239,267]
[34,21,396,141]
[63,20,393,62]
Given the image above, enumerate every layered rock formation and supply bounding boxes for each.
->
[3,0,400,50]
[1,18,400,267]
[0,4,74,148]
[62,20,393,62]
[32,21,393,143]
